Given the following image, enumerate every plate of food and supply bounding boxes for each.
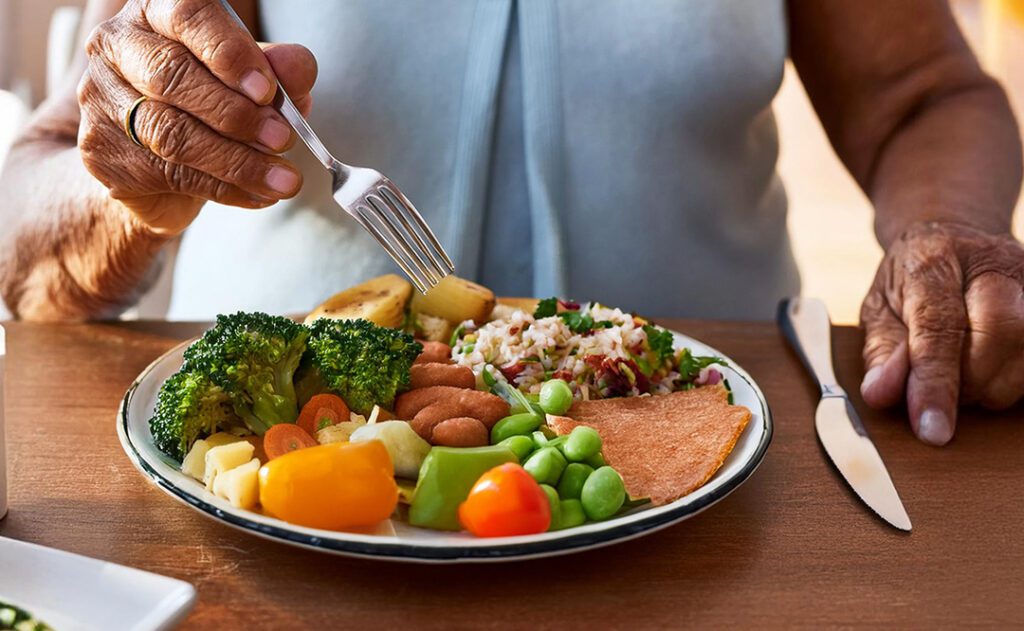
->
[117,275,771,562]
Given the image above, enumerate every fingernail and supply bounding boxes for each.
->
[257,118,290,151]
[916,408,954,446]
[240,70,272,102]
[860,366,883,398]
[266,166,299,195]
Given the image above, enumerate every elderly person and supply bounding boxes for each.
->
[1,0,1022,446]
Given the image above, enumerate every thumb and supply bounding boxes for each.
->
[860,290,910,409]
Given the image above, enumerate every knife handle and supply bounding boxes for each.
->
[777,297,844,397]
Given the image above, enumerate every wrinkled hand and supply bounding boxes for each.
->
[78,0,317,235]
[860,221,1024,446]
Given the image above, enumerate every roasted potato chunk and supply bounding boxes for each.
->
[305,274,412,328]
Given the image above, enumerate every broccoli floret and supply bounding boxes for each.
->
[149,370,237,461]
[301,318,422,415]
[183,312,309,435]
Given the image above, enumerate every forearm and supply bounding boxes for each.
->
[869,82,1022,248]
[0,138,171,321]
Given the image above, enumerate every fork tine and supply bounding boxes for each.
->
[364,194,439,287]
[352,206,429,293]
[375,186,449,279]
[380,180,456,271]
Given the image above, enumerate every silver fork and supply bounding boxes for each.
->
[220,1,454,293]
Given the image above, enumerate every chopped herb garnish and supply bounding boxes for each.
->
[643,324,676,363]
[533,297,558,318]
[677,348,726,381]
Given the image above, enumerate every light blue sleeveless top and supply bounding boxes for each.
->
[169,0,799,320]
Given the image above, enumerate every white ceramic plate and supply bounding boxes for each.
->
[117,330,772,563]
[0,536,195,631]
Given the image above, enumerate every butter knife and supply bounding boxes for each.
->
[777,297,911,531]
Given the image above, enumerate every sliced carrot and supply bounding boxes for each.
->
[263,424,318,460]
[297,394,350,436]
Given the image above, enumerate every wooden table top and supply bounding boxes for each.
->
[1,319,1022,628]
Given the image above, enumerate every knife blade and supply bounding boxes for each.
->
[778,297,911,531]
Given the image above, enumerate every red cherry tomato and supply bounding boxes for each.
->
[458,463,551,537]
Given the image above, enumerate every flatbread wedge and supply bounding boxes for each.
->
[548,385,751,506]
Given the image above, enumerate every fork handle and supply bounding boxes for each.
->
[218,0,336,171]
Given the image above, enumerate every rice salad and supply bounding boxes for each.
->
[451,298,727,401]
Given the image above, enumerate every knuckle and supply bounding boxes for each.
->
[144,106,193,162]
[76,72,97,108]
[84,20,116,57]
[912,300,967,332]
[194,91,250,137]
[203,37,250,74]
[169,0,216,31]
[142,44,193,99]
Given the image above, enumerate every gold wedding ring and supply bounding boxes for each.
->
[123,95,147,147]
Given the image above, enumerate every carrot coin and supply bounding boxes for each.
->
[297,394,350,435]
[263,424,318,460]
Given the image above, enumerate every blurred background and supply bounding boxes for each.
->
[1,0,1023,323]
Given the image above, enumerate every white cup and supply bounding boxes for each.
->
[0,324,6,519]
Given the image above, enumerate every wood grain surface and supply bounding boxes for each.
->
[1,320,1021,629]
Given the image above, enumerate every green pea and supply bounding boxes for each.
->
[557,462,594,500]
[539,379,573,415]
[498,435,535,462]
[491,412,543,444]
[557,499,586,530]
[580,466,625,521]
[563,426,602,462]
[540,484,560,531]
[523,447,567,486]
[583,451,606,469]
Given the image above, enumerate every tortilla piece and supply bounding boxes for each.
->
[548,385,751,506]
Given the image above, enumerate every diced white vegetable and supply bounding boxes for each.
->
[315,421,365,445]
[211,458,260,509]
[181,439,210,481]
[367,405,381,425]
[349,412,367,424]
[349,421,431,479]
[204,441,254,491]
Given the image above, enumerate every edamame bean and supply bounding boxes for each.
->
[539,379,573,415]
[540,484,560,531]
[557,499,586,529]
[491,412,543,444]
[557,462,594,500]
[580,466,625,521]
[498,435,535,462]
[523,447,567,486]
[563,426,602,462]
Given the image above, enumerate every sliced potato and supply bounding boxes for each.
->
[212,458,260,509]
[181,439,210,481]
[410,275,495,326]
[415,312,453,342]
[305,274,412,328]
[204,441,254,491]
